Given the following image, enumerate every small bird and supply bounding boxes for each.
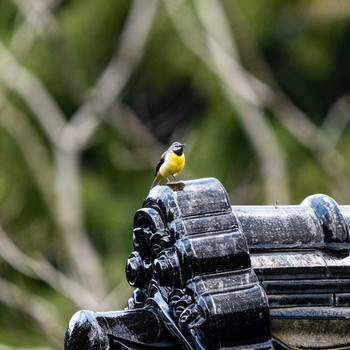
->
[150,142,186,189]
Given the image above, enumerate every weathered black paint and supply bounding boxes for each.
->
[65,178,350,349]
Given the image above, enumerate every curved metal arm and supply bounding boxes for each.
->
[64,308,178,349]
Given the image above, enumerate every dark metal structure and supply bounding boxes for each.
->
[65,178,350,350]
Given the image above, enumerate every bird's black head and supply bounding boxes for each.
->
[170,142,185,156]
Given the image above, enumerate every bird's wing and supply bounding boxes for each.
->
[153,151,166,176]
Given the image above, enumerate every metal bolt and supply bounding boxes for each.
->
[126,251,145,287]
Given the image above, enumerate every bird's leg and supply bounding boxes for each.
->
[167,175,180,185]
[166,176,178,185]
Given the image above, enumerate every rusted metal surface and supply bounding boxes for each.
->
[64,178,350,349]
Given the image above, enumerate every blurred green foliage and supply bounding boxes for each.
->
[0,0,350,348]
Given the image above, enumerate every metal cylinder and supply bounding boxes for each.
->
[233,194,350,251]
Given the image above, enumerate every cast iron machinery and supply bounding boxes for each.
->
[65,178,350,349]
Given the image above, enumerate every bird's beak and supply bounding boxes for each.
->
[182,143,186,148]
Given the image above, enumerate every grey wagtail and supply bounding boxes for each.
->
[150,142,186,189]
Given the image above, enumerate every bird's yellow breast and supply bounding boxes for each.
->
[159,151,185,178]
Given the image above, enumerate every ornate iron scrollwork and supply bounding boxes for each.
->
[65,178,350,350]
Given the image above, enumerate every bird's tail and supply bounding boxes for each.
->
[150,176,161,190]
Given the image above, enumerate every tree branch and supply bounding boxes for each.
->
[0,277,64,347]
[165,0,290,203]
[0,94,55,215]
[67,0,160,152]
[0,224,103,310]
[0,41,66,145]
